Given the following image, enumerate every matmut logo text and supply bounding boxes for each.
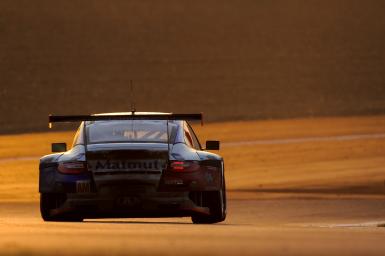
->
[90,160,166,171]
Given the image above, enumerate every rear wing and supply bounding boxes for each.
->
[48,113,203,128]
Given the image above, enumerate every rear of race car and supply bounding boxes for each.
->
[39,114,226,223]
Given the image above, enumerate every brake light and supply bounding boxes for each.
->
[58,161,88,174]
[169,161,200,172]
[170,161,185,171]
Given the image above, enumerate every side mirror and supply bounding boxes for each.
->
[51,143,67,152]
[205,140,220,150]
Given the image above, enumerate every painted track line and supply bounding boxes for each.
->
[222,133,385,147]
[298,221,385,228]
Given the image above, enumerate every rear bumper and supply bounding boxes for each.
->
[51,192,210,218]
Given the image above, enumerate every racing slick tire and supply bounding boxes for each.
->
[191,187,226,224]
[40,193,83,222]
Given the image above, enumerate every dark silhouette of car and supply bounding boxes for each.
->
[39,112,226,224]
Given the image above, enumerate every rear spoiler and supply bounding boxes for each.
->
[48,113,203,128]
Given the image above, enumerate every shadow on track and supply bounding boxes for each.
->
[83,220,238,226]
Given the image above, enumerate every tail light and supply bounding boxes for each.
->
[169,161,200,172]
[58,161,88,174]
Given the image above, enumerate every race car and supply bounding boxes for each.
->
[39,112,226,224]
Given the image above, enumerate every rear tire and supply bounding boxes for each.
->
[191,188,226,224]
[40,193,83,222]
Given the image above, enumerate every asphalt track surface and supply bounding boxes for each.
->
[1,198,385,256]
[1,123,385,255]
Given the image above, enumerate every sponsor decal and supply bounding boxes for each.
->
[164,179,184,185]
[89,160,166,171]
[205,172,214,184]
[76,180,91,193]
[116,197,141,207]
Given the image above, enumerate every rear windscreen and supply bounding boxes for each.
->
[86,120,179,144]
